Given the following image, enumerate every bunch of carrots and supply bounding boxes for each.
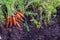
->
[5,11,24,29]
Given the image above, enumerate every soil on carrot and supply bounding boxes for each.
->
[0,15,60,40]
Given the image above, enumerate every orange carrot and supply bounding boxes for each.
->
[16,21,21,29]
[12,16,17,26]
[6,14,9,29]
[9,16,13,27]
[15,15,18,21]
[16,13,24,21]
[16,11,24,18]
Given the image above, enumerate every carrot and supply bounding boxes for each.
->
[15,15,18,21]
[16,11,24,18]
[6,14,9,29]
[13,16,21,28]
[16,21,21,29]
[16,21,22,30]
[9,16,13,27]
[12,16,17,26]
[16,13,24,22]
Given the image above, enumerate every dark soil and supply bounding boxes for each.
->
[0,16,60,40]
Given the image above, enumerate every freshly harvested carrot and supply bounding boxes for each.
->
[16,11,24,18]
[15,15,18,21]
[16,13,24,22]
[16,21,21,29]
[12,16,16,26]
[5,14,9,28]
[9,16,13,27]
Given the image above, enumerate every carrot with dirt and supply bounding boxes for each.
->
[16,21,21,28]
[9,16,13,27]
[16,11,24,18]
[12,16,17,26]
[16,13,24,22]
[5,14,9,28]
